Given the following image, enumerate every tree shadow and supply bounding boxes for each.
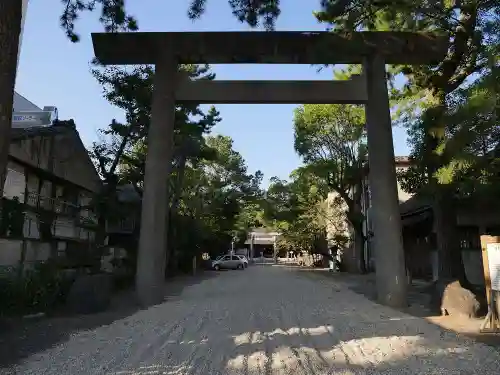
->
[106,306,498,375]
[0,271,217,368]
[291,267,500,347]
[297,268,438,317]
[4,266,500,374]
[163,271,219,299]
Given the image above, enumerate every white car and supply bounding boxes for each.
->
[236,255,248,268]
[212,255,245,270]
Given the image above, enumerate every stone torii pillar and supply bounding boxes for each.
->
[363,54,407,307]
[135,51,177,306]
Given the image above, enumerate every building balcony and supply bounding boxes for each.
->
[24,191,79,216]
[22,214,96,242]
[2,193,99,240]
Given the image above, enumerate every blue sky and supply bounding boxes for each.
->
[16,0,410,185]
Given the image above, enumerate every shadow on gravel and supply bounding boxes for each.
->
[163,271,218,298]
[294,267,433,315]
[295,267,500,349]
[0,271,217,368]
[4,266,500,374]
[110,298,498,375]
[102,266,500,375]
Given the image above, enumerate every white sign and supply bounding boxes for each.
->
[12,109,56,127]
[487,243,500,291]
[12,114,38,122]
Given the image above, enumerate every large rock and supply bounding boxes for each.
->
[432,280,480,318]
[66,274,112,314]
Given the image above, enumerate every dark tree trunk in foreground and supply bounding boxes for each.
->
[424,93,468,287]
[346,197,367,274]
[0,0,22,195]
[353,221,367,274]
[434,186,468,285]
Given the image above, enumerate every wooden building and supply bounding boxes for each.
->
[1,115,101,273]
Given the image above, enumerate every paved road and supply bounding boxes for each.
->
[3,264,500,374]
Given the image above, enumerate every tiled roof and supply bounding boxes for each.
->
[244,238,275,245]
[399,193,433,216]
[395,156,411,164]
[251,227,270,234]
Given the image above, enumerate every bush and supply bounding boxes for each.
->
[66,274,112,314]
[0,261,72,316]
[108,251,136,290]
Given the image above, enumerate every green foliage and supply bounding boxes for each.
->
[90,59,263,271]
[294,104,366,187]
[262,171,331,254]
[88,63,223,254]
[314,1,499,278]
[188,0,281,30]
[293,103,366,220]
[250,103,369,261]
[60,0,282,43]
[60,0,138,42]
[314,1,499,195]
[284,102,368,270]
[399,65,500,196]
[173,134,264,256]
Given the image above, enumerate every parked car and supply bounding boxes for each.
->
[212,255,245,270]
[236,255,248,268]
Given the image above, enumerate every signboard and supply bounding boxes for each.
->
[487,243,500,291]
[12,114,39,123]
[481,236,500,332]
[12,108,57,128]
[253,236,275,241]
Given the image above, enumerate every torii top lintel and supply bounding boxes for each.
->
[91,31,448,66]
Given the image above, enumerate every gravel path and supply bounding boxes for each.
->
[2,264,500,374]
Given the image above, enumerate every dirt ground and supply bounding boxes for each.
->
[2,264,500,374]
[0,271,218,368]
[303,268,500,348]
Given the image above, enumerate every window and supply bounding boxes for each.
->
[57,241,67,256]
[223,256,231,261]
[3,168,26,200]
[231,256,240,261]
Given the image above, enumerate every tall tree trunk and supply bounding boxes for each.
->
[95,179,117,249]
[0,0,22,195]
[425,91,468,285]
[434,185,468,284]
[353,220,367,274]
[95,132,131,248]
[347,195,367,274]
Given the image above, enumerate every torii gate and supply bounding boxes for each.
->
[91,31,447,308]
